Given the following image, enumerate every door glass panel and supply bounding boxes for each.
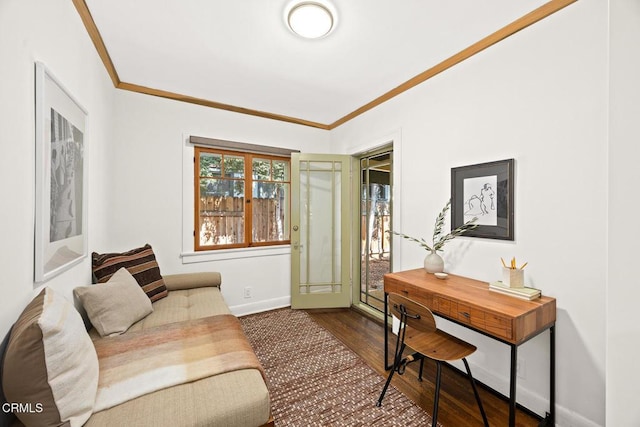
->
[299,161,341,293]
[360,151,392,312]
[307,169,335,284]
[334,169,342,287]
[309,161,333,171]
[299,168,309,290]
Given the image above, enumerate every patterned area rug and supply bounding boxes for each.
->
[240,308,435,426]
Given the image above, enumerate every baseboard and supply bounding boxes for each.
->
[468,361,601,427]
[467,361,548,416]
[230,296,291,317]
[554,407,603,427]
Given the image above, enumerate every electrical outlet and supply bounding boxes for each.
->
[517,357,526,379]
[243,287,253,299]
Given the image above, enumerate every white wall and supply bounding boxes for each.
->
[0,0,114,340]
[331,1,607,426]
[109,90,330,315]
[607,0,640,425]
[0,0,329,333]
[2,1,633,425]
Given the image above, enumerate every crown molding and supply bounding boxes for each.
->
[73,0,577,131]
[118,82,330,129]
[328,0,578,129]
[72,0,120,86]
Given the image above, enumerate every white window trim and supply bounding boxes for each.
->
[181,245,291,264]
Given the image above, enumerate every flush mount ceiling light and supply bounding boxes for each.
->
[285,1,336,39]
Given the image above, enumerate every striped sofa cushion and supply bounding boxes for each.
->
[92,244,168,302]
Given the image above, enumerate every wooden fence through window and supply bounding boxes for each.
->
[199,196,286,245]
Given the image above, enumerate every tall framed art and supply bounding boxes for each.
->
[451,159,514,240]
[34,62,88,282]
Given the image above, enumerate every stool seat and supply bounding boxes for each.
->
[405,327,476,362]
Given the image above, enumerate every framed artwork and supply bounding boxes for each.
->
[451,159,514,240]
[34,62,88,282]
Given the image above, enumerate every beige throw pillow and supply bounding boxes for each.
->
[75,267,153,337]
[2,287,99,427]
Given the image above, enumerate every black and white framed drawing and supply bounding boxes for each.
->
[35,62,88,282]
[451,159,514,240]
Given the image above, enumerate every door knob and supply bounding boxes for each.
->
[293,225,299,231]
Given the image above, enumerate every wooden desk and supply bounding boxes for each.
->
[383,269,556,427]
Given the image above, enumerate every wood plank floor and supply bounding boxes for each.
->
[307,308,542,427]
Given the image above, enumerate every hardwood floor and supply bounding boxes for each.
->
[306,308,542,427]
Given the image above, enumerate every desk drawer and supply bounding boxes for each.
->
[485,313,513,340]
[384,281,433,308]
[434,296,455,317]
[456,303,485,329]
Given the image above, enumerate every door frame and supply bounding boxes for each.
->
[349,133,402,319]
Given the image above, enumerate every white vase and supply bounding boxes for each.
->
[424,251,444,273]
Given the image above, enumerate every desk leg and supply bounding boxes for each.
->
[541,325,556,426]
[537,325,556,427]
[509,345,517,427]
[384,292,392,370]
[551,325,555,423]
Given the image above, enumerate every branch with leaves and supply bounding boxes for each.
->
[390,200,478,252]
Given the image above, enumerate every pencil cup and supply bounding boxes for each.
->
[502,267,524,288]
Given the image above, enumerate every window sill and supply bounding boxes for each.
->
[181,245,291,264]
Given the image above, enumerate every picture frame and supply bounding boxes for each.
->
[34,62,88,282]
[451,159,514,240]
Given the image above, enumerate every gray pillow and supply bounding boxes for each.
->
[74,267,153,337]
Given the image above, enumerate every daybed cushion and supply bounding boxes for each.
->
[163,271,222,291]
[91,244,168,302]
[2,287,99,427]
[88,285,232,339]
[83,282,270,427]
[74,267,153,337]
[84,369,270,427]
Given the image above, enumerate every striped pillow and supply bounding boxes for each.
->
[91,244,168,302]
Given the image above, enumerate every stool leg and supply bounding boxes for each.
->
[418,357,425,382]
[463,358,489,427]
[376,343,406,407]
[376,364,396,407]
[432,361,442,427]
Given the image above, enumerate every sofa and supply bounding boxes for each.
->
[1,270,272,427]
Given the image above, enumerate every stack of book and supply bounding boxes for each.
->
[489,281,541,300]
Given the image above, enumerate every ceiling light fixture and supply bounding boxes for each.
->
[286,1,336,39]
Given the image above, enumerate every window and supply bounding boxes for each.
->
[195,146,291,250]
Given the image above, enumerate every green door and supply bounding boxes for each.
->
[291,153,351,309]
